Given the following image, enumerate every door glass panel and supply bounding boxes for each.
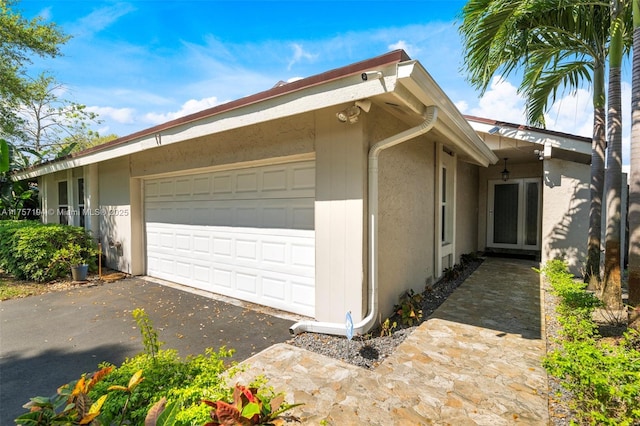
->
[493,184,519,244]
[524,181,539,246]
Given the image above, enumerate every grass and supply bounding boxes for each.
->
[0,268,128,301]
[0,272,51,300]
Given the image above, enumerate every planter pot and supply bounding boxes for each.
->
[71,264,89,281]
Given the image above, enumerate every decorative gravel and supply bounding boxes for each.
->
[287,260,483,369]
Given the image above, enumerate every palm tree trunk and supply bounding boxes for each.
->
[586,62,607,283]
[628,0,640,306]
[603,0,625,310]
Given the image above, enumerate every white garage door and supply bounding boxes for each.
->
[144,161,315,317]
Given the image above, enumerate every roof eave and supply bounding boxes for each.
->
[396,61,499,167]
[13,51,410,180]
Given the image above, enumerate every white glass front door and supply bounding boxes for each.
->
[487,179,541,250]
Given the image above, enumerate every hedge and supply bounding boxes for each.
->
[0,220,98,282]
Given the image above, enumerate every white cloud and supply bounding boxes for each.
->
[87,106,136,124]
[455,100,469,114]
[388,40,420,57]
[71,3,136,37]
[35,6,52,21]
[144,96,221,124]
[544,88,593,137]
[470,77,527,124]
[287,44,318,70]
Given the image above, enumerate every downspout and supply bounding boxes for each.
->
[290,105,439,336]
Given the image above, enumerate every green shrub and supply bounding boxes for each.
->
[393,289,423,327]
[540,260,640,425]
[460,251,480,265]
[0,220,97,281]
[87,309,237,425]
[88,347,235,425]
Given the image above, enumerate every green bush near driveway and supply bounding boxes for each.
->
[0,220,97,282]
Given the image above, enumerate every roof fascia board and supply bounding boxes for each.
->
[396,61,498,166]
[467,119,591,157]
[13,63,401,181]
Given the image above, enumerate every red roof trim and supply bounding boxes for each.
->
[27,50,411,171]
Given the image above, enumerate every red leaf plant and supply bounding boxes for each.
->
[203,383,303,426]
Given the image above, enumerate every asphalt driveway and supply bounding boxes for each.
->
[0,277,296,425]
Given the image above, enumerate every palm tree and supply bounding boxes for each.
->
[513,2,610,283]
[459,0,630,293]
[627,0,640,307]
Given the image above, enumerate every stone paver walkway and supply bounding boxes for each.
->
[232,257,548,425]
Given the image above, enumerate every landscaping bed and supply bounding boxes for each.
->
[287,256,484,369]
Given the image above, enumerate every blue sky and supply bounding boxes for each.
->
[17,0,630,162]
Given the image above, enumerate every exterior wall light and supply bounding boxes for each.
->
[336,105,361,123]
[336,100,371,124]
[501,157,510,181]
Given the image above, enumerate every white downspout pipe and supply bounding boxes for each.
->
[290,106,439,336]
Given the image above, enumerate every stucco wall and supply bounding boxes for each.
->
[542,159,590,276]
[98,157,132,273]
[129,114,315,177]
[377,137,435,320]
[455,160,480,259]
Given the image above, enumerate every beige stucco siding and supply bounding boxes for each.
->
[129,114,315,178]
[377,137,435,320]
[455,160,480,259]
[541,159,590,275]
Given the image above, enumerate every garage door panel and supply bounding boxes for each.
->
[145,161,315,317]
[292,280,315,308]
[263,277,286,302]
[193,176,210,195]
[236,272,257,294]
[147,199,314,229]
[263,169,287,191]
[291,165,315,190]
[193,265,210,284]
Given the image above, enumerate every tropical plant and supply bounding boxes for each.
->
[379,317,397,337]
[202,383,302,426]
[107,369,145,426]
[393,288,423,327]
[0,139,8,172]
[132,308,164,361]
[87,309,236,425]
[0,139,39,220]
[15,366,112,425]
[458,0,631,286]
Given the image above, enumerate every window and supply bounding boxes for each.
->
[58,181,69,225]
[77,178,85,227]
[438,146,456,273]
[441,167,447,243]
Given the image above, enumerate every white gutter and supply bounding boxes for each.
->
[290,105,439,336]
